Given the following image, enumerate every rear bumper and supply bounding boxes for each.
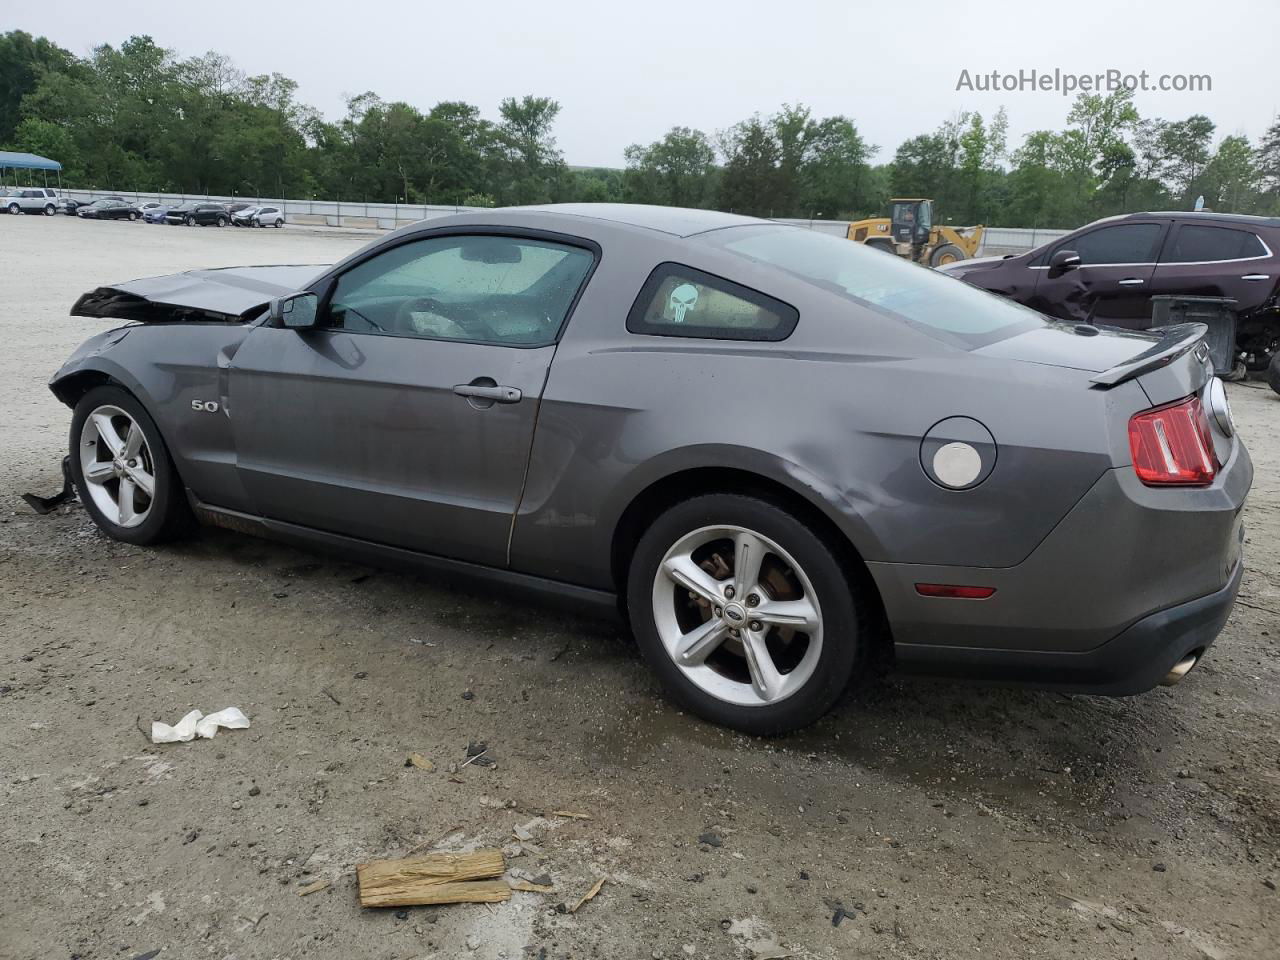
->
[892,555,1242,694]
[869,438,1251,694]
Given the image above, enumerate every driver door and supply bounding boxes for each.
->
[228,231,596,567]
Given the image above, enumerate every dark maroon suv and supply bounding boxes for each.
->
[940,212,1280,371]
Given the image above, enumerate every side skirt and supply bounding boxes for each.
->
[189,495,620,620]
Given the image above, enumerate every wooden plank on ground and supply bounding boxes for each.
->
[356,849,509,908]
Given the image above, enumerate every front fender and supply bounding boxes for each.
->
[49,328,157,410]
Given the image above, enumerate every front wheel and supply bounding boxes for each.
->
[7,202,19,214]
[69,385,191,545]
[184,215,194,226]
[216,216,226,227]
[930,243,966,267]
[1268,351,1280,396]
[627,494,865,735]
[127,212,137,221]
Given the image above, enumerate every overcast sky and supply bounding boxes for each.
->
[13,0,1279,167]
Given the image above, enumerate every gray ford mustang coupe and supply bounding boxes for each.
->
[52,204,1251,734]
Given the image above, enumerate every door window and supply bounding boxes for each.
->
[1162,224,1267,263]
[327,234,595,346]
[1059,223,1163,265]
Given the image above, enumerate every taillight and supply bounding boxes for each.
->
[1128,395,1218,487]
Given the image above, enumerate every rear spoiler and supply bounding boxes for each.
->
[1089,323,1208,388]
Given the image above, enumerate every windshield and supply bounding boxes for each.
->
[704,225,1045,348]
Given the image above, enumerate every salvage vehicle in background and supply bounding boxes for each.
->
[847,198,984,266]
[76,198,142,221]
[62,195,125,215]
[165,201,230,226]
[52,204,1251,734]
[4,186,61,215]
[142,204,173,224]
[940,211,1280,374]
[231,204,285,228]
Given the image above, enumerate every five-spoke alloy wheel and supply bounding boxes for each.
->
[69,385,190,544]
[629,494,865,734]
[79,404,156,528]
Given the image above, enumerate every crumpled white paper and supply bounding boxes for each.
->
[151,707,250,744]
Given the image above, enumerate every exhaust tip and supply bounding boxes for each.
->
[1161,654,1200,687]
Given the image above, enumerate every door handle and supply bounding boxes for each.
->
[1241,273,1270,281]
[1118,278,1145,286]
[453,382,522,404]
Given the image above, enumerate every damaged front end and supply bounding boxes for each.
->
[70,264,327,325]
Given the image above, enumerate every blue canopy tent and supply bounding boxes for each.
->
[0,151,63,191]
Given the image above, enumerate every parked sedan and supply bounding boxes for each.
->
[76,199,142,221]
[164,202,231,227]
[142,204,173,224]
[62,195,125,215]
[54,205,1251,734]
[231,204,285,228]
[940,211,1280,372]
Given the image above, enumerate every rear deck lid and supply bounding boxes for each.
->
[976,321,1213,404]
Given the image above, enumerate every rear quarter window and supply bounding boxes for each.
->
[1163,224,1268,262]
[626,263,799,342]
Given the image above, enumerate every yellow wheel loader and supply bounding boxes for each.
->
[846,199,984,267]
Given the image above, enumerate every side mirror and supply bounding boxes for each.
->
[269,292,319,330]
[1048,250,1082,273]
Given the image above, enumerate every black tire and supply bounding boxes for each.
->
[185,215,194,226]
[128,212,137,221]
[930,243,966,267]
[68,385,192,545]
[1268,351,1280,396]
[626,493,866,735]
[274,219,283,228]
[44,204,56,216]
[7,202,19,215]
[216,216,227,227]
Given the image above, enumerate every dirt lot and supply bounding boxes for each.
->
[2,213,1278,960]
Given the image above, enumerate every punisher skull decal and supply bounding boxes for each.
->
[667,283,699,323]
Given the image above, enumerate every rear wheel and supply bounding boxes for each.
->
[627,494,865,735]
[274,219,283,228]
[44,203,56,216]
[216,216,227,227]
[930,243,966,267]
[1268,351,1280,396]
[127,211,137,221]
[69,386,191,545]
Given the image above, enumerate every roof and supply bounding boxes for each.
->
[1124,210,1280,228]
[0,151,62,172]
[509,203,767,237]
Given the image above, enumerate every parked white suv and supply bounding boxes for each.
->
[230,204,285,228]
[4,187,60,215]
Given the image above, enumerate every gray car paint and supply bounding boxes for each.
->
[51,204,1252,686]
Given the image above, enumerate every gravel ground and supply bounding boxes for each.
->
[2,213,1278,960]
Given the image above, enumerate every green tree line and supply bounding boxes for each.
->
[3,31,1279,226]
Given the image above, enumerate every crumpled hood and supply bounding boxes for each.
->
[71,264,327,322]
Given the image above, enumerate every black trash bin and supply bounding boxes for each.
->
[1148,296,1237,376]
